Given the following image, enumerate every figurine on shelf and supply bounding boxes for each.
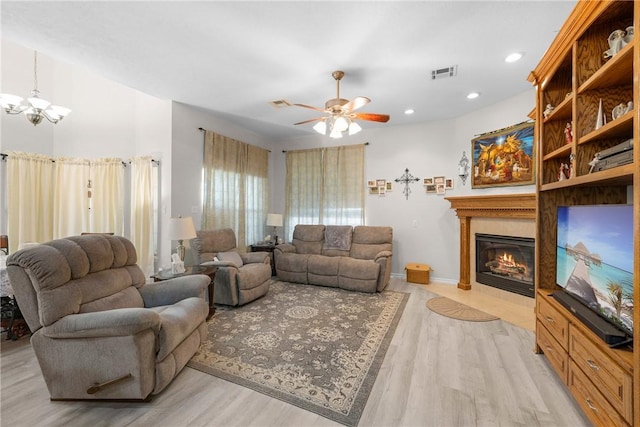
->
[588,154,600,174]
[543,103,555,119]
[568,154,575,179]
[564,122,573,144]
[558,163,568,181]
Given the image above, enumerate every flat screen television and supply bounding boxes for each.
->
[556,204,634,345]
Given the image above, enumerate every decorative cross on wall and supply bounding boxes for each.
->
[394,168,420,200]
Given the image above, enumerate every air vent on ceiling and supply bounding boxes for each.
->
[269,99,291,108]
[431,65,457,80]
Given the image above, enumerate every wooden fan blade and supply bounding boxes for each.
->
[294,117,324,125]
[353,112,390,123]
[293,103,326,112]
[342,96,370,112]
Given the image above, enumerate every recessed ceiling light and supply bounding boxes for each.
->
[467,92,480,99]
[505,52,524,63]
[404,109,414,115]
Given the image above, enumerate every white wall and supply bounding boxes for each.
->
[273,90,536,282]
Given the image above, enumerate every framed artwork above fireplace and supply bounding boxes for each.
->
[471,121,535,188]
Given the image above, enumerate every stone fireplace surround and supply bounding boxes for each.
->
[446,193,536,308]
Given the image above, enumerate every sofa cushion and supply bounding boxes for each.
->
[236,263,271,290]
[218,251,244,268]
[338,257,380,293]
[350,226,393,260]
[275,253,309,284]
[308,254,340,287]
[292,225,325,254]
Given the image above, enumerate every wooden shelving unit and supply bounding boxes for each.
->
[528,1,638,426]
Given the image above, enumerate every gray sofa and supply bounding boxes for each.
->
[6,235,210,400]
[274,225,393,292]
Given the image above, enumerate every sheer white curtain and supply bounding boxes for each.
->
[90,158,124,234]
[130,156,155,277]
[6,152,55,252]
[285,144,365,240]
[202,131,269,249]
[53,157,90,238]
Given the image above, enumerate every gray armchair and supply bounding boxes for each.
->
[190,228,271,306]
[6,235,210,400]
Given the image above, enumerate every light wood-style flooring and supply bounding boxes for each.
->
[0,279,589,427]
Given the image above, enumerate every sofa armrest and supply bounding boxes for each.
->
[274,243,296,255]
[42,308,161,338]
[241,252,270,265]
[201,260,238,269]
[139,274,210,307]
[375,250,392,262]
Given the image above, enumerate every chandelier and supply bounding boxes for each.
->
[312,114,362,139]
[0,51,72,125]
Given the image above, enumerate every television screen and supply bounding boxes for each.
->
[556,204,634,337]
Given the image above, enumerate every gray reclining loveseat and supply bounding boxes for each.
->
[274,225,392,292]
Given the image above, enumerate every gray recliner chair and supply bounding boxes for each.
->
[6,234,210,400]
[190,228,272,306]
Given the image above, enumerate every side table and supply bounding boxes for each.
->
[152,265,217,319]
[249,243,277,276]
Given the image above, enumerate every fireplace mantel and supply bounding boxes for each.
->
[445,193,536,290]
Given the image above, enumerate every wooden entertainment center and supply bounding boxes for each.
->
[529,1,638,426]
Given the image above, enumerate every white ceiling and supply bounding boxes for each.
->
[1,1,576,140]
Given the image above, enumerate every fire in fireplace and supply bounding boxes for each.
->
[475,233,535,298]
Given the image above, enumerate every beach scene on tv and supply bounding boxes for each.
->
[556,205,634,336]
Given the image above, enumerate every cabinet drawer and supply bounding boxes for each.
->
[569,360,629,427]
[536,295,569,350]
[536,320,568,384]
[569,326,633,423]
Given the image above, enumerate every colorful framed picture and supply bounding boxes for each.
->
[423,178,433,185]
[385,182,393,191]
[436,183,446,195]
[367,180,376,188]
[433,176,445,185]
[376,179,386,187]
[471,121,535,188]
[425,184,436,193]
[369,186,379,195]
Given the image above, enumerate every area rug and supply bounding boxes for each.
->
[426,296,499,322]
[188,280,409,427]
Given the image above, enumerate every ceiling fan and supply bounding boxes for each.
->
[292,70,390,138]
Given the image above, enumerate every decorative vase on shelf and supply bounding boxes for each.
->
[595,98,604,130]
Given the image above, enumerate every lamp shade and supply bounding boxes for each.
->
[168,216,197,241]
[266,213,283,227]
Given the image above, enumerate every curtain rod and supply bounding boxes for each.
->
[282,141,369,153]
[199,127,271,152]
[1,153,159,166]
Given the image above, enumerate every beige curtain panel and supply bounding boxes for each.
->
[6,151,55,252]
[202,131,269,249]
[130,156,155,278]
[285,144,365,239]
[53,157,91,238]
[89,158,124,235]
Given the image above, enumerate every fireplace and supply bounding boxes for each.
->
[475,233,535,298]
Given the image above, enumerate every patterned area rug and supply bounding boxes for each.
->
[188,280,408,427]
[426,296,499,322]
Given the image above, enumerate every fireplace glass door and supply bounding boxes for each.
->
[475,233,535,298]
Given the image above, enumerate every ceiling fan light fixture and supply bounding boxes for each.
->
[348,121,362,135]
[329,126,343,139]
[333,116,349,132]
[313,120,327,135]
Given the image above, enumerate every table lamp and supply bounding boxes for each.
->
[266,213,283,244]
[168,216,197,261]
